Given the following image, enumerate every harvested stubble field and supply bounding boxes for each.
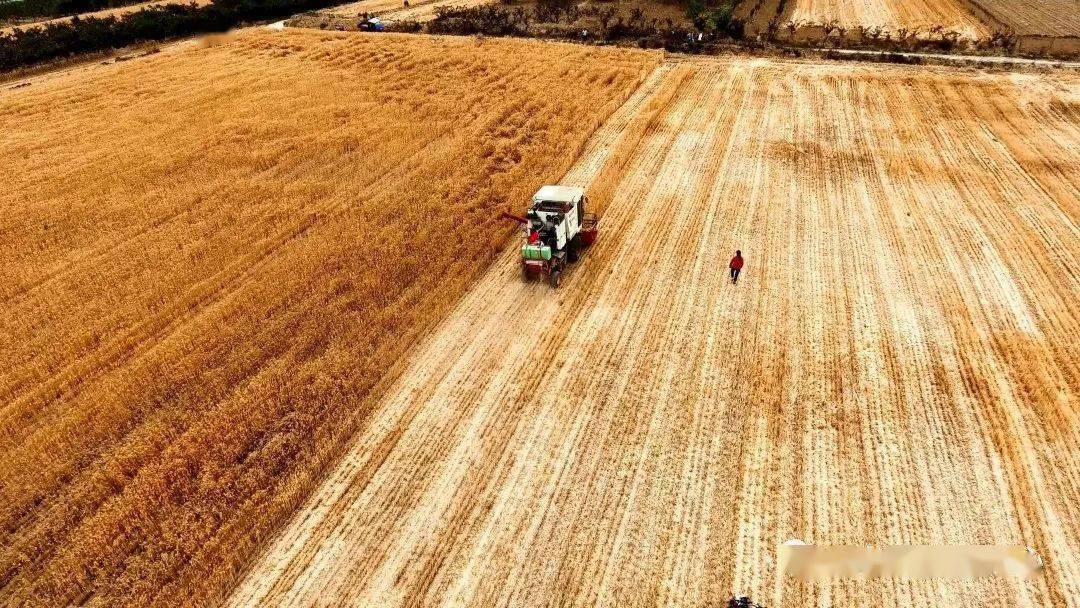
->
[965,0,1080,38]
[0,30,657,605]
[230,56,1080,607]
[780,0,990,40]
[963,0,1080,57]
[777,0,1080,56]
[786,0,988,35]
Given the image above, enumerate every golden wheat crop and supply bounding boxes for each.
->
[0,29,657,606]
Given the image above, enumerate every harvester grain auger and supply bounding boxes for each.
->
[501,185,598,288]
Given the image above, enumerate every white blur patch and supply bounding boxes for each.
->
[197,31,242,47]
[779,544,1043,580]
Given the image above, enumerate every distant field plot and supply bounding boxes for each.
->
[784,0,991,39]
[0,29,656,606]
[964,0,1080,56]
[965,0,1080,36]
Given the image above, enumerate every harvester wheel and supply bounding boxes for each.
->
[522,264,532,282]
[550,268,561,288]
[567,238,580,263]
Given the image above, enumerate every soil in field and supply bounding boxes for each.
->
[229,55,1080,608]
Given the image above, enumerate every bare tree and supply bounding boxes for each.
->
[597,5,616,33]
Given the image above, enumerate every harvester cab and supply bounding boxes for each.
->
[358,16,384,31]
[501,185,597,287]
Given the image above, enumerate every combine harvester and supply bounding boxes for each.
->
[502,185,598,287]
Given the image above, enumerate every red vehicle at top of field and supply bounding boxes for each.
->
[501,185,598,288]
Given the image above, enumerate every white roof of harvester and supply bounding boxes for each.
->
[533,185,584,204]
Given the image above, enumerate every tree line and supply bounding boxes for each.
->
[2,0,151,23]
[0,0,339,71]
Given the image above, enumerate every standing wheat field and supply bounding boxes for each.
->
[230,56,1080,608]
[0,30,658,606]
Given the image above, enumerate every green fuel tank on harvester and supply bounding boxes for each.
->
[521,244,552,261]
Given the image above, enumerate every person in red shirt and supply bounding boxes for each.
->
[730,250,744,284]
